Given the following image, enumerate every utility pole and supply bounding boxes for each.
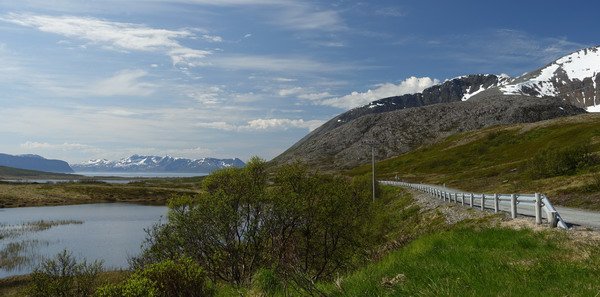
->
[371,145,376,202]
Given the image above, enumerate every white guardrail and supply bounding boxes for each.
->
[381,181,568,229]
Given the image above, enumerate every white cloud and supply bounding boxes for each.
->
[278,87,304,96]
[90,69,155,97]
[273,77,297,82]
[195,121,237,131]
[166,0,344,31]
[201,34,223,43]
[212,55,344,73]
[1,13,211,67]
[197,118,324,132]
[298,92,332,101]
[321,76,439,109]
[185,86,223,105]
[243,118,324,131]
[21,141,95,151]
[275,5,343,31]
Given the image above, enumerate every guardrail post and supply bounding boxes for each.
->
[481,194,485,210]
[535,193,542,225]
[549,211,558,228]
[469,193,474,208]
[461,193,465,206]
[494,194,499,213]
[510,194,517,219]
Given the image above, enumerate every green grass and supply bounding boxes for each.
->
[321,227,600,296]
[0,181,201,208]
[349,114,600,210]
[0,166,81,179]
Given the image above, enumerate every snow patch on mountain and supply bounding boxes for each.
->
[500,46,600,102]
[72,155,245,173]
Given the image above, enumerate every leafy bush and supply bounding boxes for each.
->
[96,257,213,297]
[28,250,103,297]
[134,158,377,290]
[95,274,157,297]
[527,144,597,179]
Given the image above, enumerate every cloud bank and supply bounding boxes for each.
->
[320,76,439,109]
[0,13,212,67]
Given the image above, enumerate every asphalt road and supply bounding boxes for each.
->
[383,181,600,229]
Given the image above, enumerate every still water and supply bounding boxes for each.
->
[0,203,167,278]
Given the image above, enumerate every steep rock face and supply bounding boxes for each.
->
[272,96,585,169]
[0,153,74,173]
[72,155,245,173]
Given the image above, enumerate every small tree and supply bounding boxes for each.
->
[28,250,103,297]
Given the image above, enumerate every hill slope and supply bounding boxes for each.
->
[0,166,80,179]
[273,96,584,169]
[350,113,600,210]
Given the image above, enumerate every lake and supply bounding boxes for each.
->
[0,203,167,278]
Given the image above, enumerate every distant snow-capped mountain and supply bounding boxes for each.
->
[72,155,245,173]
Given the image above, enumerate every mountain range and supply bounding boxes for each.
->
[71,155,245,173]
[272,46,600,169]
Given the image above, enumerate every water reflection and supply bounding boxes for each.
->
[0,203,167,278]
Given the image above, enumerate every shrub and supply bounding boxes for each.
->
[28,250,103,297]
[96,257,213,297]
[527,145,597,179]
[134,159,376,288]
[95,274,157,297]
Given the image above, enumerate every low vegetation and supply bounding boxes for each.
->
[320,227,600,296]
[2,158,600,296]
[350,114,600,210]
[28,250,103,297]
[0,181,199,208]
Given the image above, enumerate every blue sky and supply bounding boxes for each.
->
[0,0,597,163]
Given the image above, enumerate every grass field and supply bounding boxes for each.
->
[350,113,600,210]
[0,179,202,208]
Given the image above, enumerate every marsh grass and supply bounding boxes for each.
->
[0,220,83,240]
[0,220,83,272]
[0,240,48,271]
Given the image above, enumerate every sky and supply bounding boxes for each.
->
[0,0,598,164]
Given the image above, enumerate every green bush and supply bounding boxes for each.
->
[134,158,377,289]
[96,257,213,297]
[28,250,103,297]
[527,145,597,179]
[96,274,157,297]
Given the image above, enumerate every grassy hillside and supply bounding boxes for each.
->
[0,166,81,179]
[320,227,600,296]
[349,113,600,210]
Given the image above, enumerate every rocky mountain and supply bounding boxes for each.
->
[272,46,600,170]
[72,155,245,173]
[474,46,600,110]
[0,153,74,173]
[272,96,585,169]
